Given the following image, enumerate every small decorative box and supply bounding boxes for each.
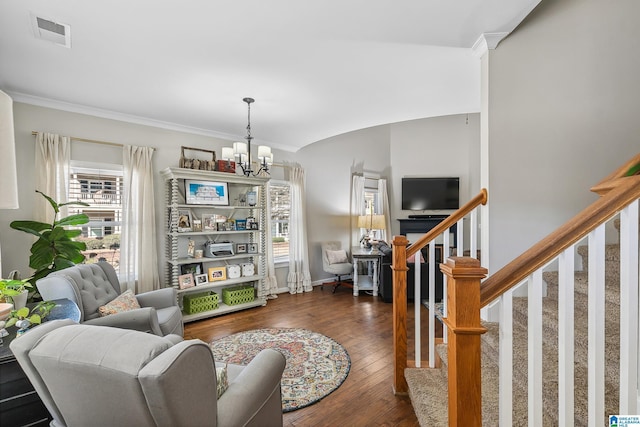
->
[222,285,255,306]
[217,160,236,173]
[182,291,219,314]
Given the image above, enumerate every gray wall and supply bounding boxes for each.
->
[485,0,640,273]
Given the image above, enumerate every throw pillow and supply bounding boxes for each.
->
[98,289,141,317]
[326,249,348,265]
[216,364,228,398]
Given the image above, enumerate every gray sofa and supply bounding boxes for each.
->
[36,262,183,337]
[10,319,287,427]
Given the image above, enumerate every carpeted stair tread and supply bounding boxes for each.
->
[405,367,449,426]
[543,270,621,306]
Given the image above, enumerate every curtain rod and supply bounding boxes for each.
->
[31,131,155,150]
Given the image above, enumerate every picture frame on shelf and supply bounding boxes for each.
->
[177,209,193,232]
[181,262,203,276]
[235,219,247,230]
[194,273,208,286]
[178,273,195,290]
[201,213,218,231]
[247,243,258,254]
[185,179,229,206]
[236,243,247,254]
[192,219,202,232]
[208,266,227,282]
[187,238,195,258]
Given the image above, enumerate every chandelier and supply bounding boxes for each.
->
[221,97,272,177]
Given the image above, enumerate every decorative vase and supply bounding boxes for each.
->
[10,290,28,310]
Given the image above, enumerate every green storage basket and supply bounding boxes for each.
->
[183,291,219,314]
[222,285,255,306]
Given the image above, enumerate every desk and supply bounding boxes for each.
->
[351,247,383,297]
[0,299,80,427]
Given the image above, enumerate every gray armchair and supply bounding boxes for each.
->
[321,241,353,293]
[36,262,183,337]
[11,320,286,427]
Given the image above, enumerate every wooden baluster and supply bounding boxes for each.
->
[440,257,487,427]
[392,235,409,394]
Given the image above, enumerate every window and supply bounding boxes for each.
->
[269,181,290,262]
[68,162,123,272]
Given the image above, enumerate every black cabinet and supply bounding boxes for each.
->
[1,348,51,427]
[398,216,457,243]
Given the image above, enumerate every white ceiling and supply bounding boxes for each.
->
[0,0,540,152]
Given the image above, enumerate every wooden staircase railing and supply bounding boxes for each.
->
[392,153,640,426]
[392,188,488,394]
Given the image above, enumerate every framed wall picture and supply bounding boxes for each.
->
[194,273,208,286]
[177,209,193,232]
[247,243,258,254]
[185,180,229,205]
[236,243,247,254]
[208,266,227,282]
[181,262,203,276]
[178,273,195,290]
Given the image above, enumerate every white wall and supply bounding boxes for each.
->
[485,0,640,273]
[1,102,294,284]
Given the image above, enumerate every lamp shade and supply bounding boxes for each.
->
[233,141,247,155]
[0,90,18,209]
[357,215,371,229]
[221,147,234,161]
[370,214,386,230]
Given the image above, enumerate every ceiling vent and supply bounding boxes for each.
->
[31,13,71,48]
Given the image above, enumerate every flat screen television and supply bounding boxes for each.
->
[401,177,459,210]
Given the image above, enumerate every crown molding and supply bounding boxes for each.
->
[471,32,509,58]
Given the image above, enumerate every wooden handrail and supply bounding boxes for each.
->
[480,174,640,307]
[406,188,488,259]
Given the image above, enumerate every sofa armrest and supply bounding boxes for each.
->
[135,287,177,309]
[83,307,163,335]
[217,349,286,427]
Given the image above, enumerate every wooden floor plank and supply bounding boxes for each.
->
[185,286,423,426]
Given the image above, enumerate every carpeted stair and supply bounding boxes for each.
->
[407,240,622,426]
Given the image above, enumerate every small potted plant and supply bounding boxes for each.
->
[0,279,33,310]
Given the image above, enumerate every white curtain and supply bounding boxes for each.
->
[350,174,365,247]
[261,181,279,298]
[285,162,312,293]
[120,145,159,293]
[377,178,392,243]
[35,133,70,223]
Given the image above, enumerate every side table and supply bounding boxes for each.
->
[0,299,80,427]
[351,247,383,297]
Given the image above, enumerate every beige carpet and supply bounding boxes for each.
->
[407,241,622,426]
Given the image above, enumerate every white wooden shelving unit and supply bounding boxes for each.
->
[161,167,269,322]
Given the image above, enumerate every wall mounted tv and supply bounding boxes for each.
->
[401,177,460,210]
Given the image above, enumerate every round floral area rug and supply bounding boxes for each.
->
[210,328,351,412]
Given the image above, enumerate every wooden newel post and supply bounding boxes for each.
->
[440,257,488,427]
[391,235,409,394]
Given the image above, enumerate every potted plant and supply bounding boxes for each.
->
[0,278,33,310]
[5,300,57,336]
[10,191,90,283]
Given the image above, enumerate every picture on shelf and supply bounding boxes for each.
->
[185,179,229,206]
[247,243,258,254]
[192,219,202,232]
[236,243,247,254]
[178,273,195,290]
[181,262,203,276]
[202,213,226,231]
[187,238,195,258]
[235,219,247,230]
[208,266,227,282]
[177,209,193,232]
[194,273,208,286]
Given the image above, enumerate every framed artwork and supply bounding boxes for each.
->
[187,238,195,258]
[236,243,247,254]
[247,243,258,254]
[202,213,227,231]
[208,266,227,282]
[185,180,229,206]
[178,273,195,290]
[235,219,247,230]
[181,262,203,276]
[177,209,193,232]
[192,219,202,232]
[194,273,208,286]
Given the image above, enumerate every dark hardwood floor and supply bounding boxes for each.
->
[185,285,429,427]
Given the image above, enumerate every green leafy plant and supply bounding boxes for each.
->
[10,191,90,282]
[0,278,33,301]
[625,162,640,177]
[5,300,56,328]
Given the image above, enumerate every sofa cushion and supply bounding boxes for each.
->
[99,290,141,316]
[216,364,229,398]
